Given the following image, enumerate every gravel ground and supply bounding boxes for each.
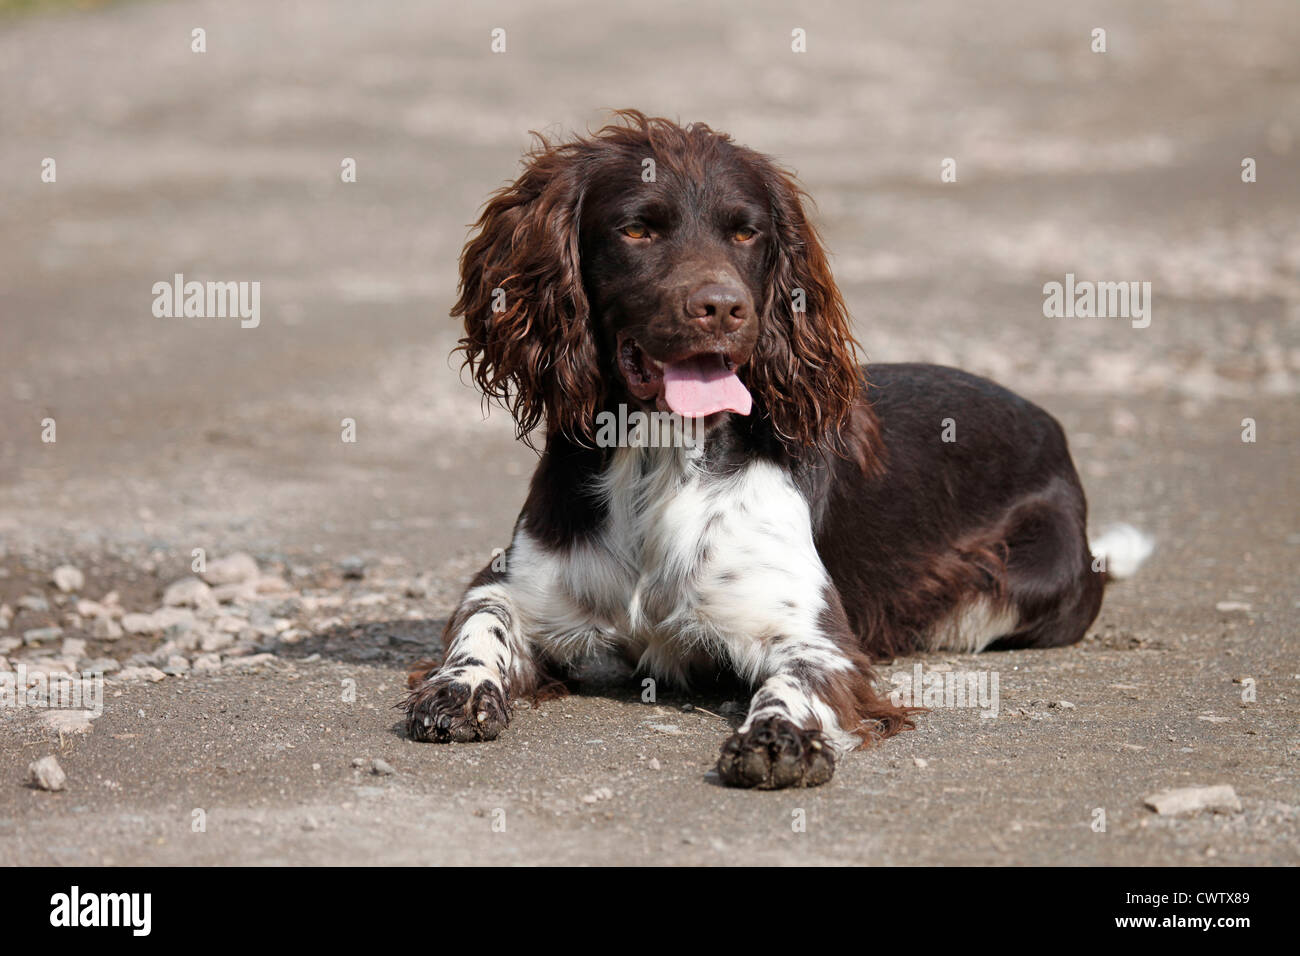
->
[0,0,1297,865]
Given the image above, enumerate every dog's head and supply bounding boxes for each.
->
[452,110,862,453]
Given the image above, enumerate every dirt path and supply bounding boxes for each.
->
[1,0,1297,864]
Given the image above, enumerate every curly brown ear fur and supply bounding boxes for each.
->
[746,163,868,457]
[452,138,602,447]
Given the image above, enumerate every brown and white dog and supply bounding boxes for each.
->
[403,111,1152,789]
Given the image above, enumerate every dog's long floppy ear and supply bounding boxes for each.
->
[452,139,601,448]
[747,162,871,460]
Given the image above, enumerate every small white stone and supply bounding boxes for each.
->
[114,666,167,683]
[199,631,235,652]
[40,710,95,735]
[120,613,158,635]
[23,626,63,645]
[162,577,216,610]
[1215,601,1252,613]
[51,565,85,593]
[1144,785,1241,816]
[191,653,222,674]
[202,553,260,587]
[28,755,67,791]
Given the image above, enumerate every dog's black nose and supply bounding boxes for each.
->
[685,283,749,335]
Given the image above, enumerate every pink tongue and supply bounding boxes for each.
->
[662,355,752,418]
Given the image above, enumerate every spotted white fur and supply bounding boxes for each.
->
[428,441,860,750]
[439,609,519,691]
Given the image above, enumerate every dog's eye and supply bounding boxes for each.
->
[733,226,756,242]
[621,224,649,239]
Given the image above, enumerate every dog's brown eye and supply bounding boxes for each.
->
[733,227,756,242]
[622,224,649,239]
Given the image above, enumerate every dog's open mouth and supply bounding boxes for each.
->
[617,337,752,418]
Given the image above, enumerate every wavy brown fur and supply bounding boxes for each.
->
[452,110,866,460]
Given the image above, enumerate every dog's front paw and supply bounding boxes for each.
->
[716,715,836,789]
[404,668,511,743]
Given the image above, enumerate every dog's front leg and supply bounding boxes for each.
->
[404,570,537,743]
[716,597,908,789]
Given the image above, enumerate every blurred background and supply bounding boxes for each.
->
[1,0,1296,571]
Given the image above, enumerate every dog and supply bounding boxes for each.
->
[403,111,1152,789]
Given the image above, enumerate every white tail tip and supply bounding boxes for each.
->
[1091,523,1155,579]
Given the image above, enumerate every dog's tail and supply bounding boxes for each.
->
[1090,523,1155,581]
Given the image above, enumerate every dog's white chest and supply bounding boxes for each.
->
[507,446,830,679]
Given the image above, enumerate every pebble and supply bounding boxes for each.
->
[1144,785,1241,816]
[91,616,124,640]
[403,577,433,599]
[191,654,222,675]
[41,710,94,735]
[914,757,930,768]
[1215,601,1251,613]
[371,759,396,776]
[51,565,85,593]
[0,603,11,630]
[28,755,67,791]
[222,653,276,670]
[23,626,64,645]
[199,631,235,652]
[162,577,217,610]
[214,615,244,634]
[76,599,108,618]
[648,758,661,770]
[120,613,159,635]
[114,666,167,683]
[202,552,260,587]
[17,595,50,614]
[212,582,258,604]
[339,556,366,580]
[154,607,196,629]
